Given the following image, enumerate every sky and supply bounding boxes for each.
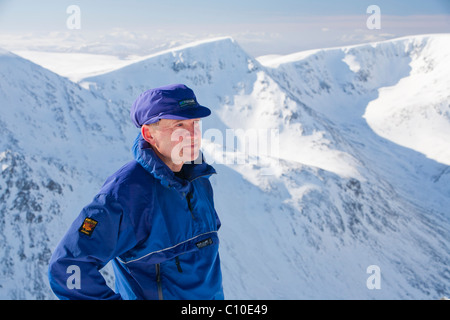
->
[0,0,449,56]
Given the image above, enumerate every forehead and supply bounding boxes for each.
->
[159,119,182,126]
[159,118,200,126]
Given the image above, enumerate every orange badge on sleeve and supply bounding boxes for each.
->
[79,217,98,237]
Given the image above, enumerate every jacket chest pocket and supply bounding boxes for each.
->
[186,189,217,232]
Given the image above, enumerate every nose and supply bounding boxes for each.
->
[193,120,201,138]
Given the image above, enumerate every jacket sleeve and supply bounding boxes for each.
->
[48,193,137,300]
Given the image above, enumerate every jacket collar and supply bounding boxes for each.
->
[132,134,216,197]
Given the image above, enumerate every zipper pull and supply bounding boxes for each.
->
[155,264,163,300]
[175,256,183,273]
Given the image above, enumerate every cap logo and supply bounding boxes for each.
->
[179,99,196,108]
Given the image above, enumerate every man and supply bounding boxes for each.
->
[48,84,224,300]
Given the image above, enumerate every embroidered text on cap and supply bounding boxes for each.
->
[179,99,197,107]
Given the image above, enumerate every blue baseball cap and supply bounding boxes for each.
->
[130,84,211,127]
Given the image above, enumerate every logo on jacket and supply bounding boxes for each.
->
[79,217,98,236]
[196,237,213,249]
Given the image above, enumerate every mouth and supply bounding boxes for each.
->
[190,140,200,148]
[180,144,199,153]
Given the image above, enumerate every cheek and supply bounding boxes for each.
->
[153,133,172,153]
[172,129,192,144]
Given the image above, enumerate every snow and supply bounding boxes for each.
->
[0,34,449,300]
[11,50,143,83]
[363,35,450,166]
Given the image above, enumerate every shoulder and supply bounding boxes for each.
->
[98,160,155,198]
[90,161,159,227]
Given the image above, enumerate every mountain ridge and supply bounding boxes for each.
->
[0,34,449,299]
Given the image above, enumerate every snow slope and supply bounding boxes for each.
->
[1,35,449,299]
[363,35,450,166]
[0,49,131,298]
[260,34,450,167]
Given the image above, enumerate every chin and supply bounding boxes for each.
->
[189,151,200,162]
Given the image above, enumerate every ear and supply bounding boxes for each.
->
[141,125,156,146]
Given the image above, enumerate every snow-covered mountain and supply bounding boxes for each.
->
[0,34,449,299]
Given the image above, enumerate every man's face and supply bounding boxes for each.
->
[143,118,202,171]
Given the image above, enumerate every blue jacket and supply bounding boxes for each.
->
[48,135,224,300]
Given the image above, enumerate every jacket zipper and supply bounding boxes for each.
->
[155,263,163,300]
[186,192,195,219]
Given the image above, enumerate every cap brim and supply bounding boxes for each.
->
[143,105,211,125]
